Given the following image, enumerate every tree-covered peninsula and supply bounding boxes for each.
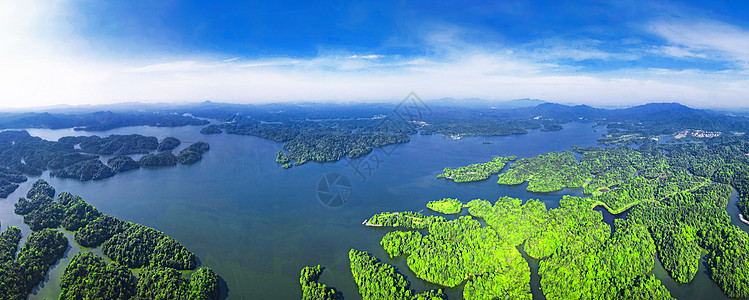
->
[0,131,210,197]
[360,195,679,299]
[349,249,446,300]
[0,227,68,300]
[157,136,181,152]
[3,180,221,299]
[108,155,141,173]
[300,265,340,300]
[348,133,749,298]
[426,198,463,214]
[59,134,160,155]
[177,141,211,165]
[364,211,438,229]
[193,104,422,167]
[437,156,515,183]
[185,101,749,171]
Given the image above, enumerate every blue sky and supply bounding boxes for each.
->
[2,0,749,108]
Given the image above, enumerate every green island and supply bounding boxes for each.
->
[437,156,515,183]
[4,179,221,299]
[0,131,211,197]
[314,127,749,299]
[201,115,412,167]
[496,151,586,193]
[59,134,160,155]
[299,265,340,300]
[177,141,211,165]
[5,100,749,299]
[364,211,439,229]
[139,151,178,167]
[107,155,141,173]
[426,198,464,214]
[0,227,68,300]
[157,136,181,152]
[349,249,446,300]
[183,102,749,172]
[51,159,116,181]
[350,192,718,299]
[491,146,711,214]
[325,131,749,299]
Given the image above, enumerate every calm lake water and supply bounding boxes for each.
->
[0,121,745,299]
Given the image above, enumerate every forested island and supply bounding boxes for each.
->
[183,101,749,170]
[4,101,749,170]
[2,179,221,299]
[305,116,749,299]
[5,101,749,299]
[438,156,515,183]
[200,114,413,168]
[426,198,463,214]
[299,265,340,300]
[0,131,209,196]
[343,182,747,299]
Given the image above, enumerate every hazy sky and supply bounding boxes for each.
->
[2,0,749,108]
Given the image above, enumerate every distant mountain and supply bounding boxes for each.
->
[0,111,208,131]
[1,100,747,133]
[428,98,546,109]
[525,103,605,119]
[611,103,707,120]
[495,98,547,108]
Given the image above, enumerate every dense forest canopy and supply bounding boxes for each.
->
[0,131,209,197]
[1,180,220,300]
[3,101,749,299]
[311,107,749,299]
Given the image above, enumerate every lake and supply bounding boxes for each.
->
[0,121,745,299]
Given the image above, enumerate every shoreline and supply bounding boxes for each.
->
[362,219,383,227]
[739,214,749,226]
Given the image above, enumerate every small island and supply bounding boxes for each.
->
[107,155,140,173]
[139,151,177,167]
[426,198,463,214]
[299,265,339,300]
[157,136,181,152]
[363,211,436,229]
[339,138,749,299]
[0,131,211,197]
[176,141,211,165]
[438,156,515,183]
[349,249,445,300]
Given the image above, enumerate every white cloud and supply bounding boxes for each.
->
[349,54,381,59]
[655,46,707,58]
[650,20,749,64]
[123,61,206,73]
[1,2,749,109]
[519,39,642,62]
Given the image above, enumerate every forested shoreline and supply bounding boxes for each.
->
[309,121,749,299]
[4,101,749,299]
[1,179,221,300]
[0,131,209,197]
